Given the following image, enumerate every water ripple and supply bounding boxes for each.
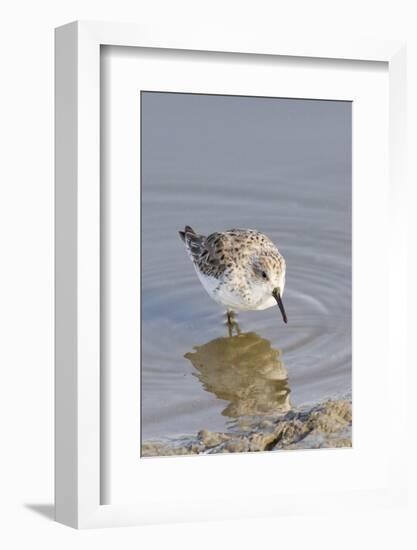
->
[141,177,351,440]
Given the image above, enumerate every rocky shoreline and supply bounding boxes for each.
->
[142,398,352,457]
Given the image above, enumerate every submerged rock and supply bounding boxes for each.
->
[141,398,352,457]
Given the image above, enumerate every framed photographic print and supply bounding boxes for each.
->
[55,22,407,528]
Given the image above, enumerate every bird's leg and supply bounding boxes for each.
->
[226,310,241,337]
[226,310,233,337]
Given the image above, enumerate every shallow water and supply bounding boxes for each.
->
[141,92,351,443]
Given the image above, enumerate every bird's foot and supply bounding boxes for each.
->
[226,310,241,337]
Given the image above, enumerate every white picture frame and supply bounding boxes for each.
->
[55,21,407,529]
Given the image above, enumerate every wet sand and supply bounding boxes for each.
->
[142,398,352,457]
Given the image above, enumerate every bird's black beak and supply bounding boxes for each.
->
[272,288,287,324]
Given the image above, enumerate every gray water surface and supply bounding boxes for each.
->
[141,92,351,442]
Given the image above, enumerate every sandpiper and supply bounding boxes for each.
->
[179,226,287,333]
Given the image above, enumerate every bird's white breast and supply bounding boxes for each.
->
[194,267,277,312]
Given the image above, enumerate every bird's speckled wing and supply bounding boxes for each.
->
[179,226,229,277]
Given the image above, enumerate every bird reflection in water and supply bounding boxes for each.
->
[185,331,291,418]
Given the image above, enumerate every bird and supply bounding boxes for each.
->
[179,226,287,334]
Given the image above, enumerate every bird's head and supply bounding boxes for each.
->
[249,253,287,323]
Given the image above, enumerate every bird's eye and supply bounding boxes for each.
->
[261,271,268,280]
